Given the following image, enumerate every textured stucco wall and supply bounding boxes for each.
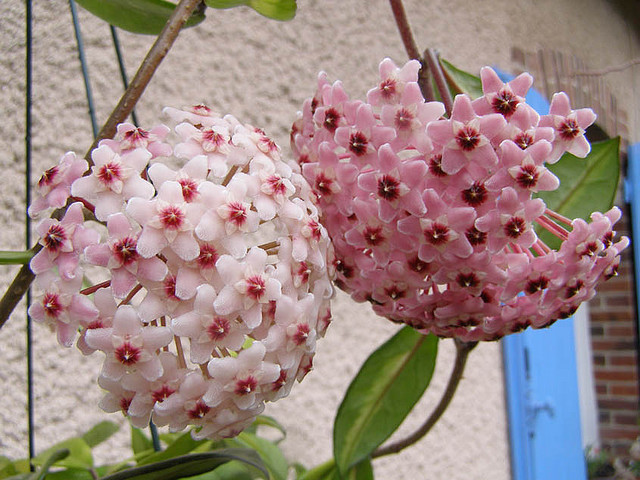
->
[1,0,638,479]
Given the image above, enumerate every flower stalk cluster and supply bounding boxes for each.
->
[28,107,334,439]
[292,58,628,341]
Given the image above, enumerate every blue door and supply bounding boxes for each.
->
[499,70,588,480]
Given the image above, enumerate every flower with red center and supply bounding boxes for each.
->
[455,125,481,151]
[32,106,335,441]
[461,182,488,207]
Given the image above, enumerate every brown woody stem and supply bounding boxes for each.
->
[372,339,477,458]
[388,0,420,60]
[424,48,454,116]
[0,0,202,332]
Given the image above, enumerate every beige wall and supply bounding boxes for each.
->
[1,0,638,478]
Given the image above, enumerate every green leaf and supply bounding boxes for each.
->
[31,449,70,480]
[252,415,287,442]
[301,459,373,480]
[234,432,288,480]
[333,327,438,476]
[131,426,154,459]
[184,461,254,479]
[100,449,267,480]
[74,0,206,35]
[83,421,120,448]
[32,439,92,470]
[535,138,621,250]
[205,0,296,21]
[41,468,94,480]
[138,431,208,465]
[0,250,34,265]
[439,58,483,99]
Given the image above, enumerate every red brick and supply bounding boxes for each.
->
[592,340,636,351]
[600,427,640,440]
[604,295,633,307]
[599,398,638,410]
[596,383,608,395]
[590,311,633,322]
[610,385,639,397]
[608,325,636,337]
[595,370,637,381]
[610,355,638,367]
[594,354,606,366]
[613,413,640,425]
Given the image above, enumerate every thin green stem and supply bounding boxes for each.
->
[371,339,477,458]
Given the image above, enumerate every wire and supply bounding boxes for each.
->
[69,0,99,137]
[24,0,35,468]
[110,26,139,127]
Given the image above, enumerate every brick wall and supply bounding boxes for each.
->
[588,207,639,458]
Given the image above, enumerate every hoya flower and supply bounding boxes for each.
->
[292,58,628,342]
[28,151,88,218]
[30,107,334,439]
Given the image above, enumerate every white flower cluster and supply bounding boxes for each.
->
[28,105,334,439]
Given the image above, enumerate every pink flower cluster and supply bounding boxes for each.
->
[291,58,628,341]
[28,107,334,439]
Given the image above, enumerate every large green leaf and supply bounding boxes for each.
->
[74,0,206,35]
[439,58,483,99]
[31,449,70,480]
[333,327,438,477]
[32,439,92,470]
[535,138,620,249]
[138,431,208,465]
[130,426,154,459]
[100,450,267,480]
[205,0,296,21]
[234,433,288,480]
[301,459,373,480]
[83,421,120,448]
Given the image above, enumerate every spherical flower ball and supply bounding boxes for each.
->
[28,105,335,439]
[291,58,628,342]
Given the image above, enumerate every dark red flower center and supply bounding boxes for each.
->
[197,244,218,269]
[377,175,400,201]
[43,224,67,252]
[516,164,540,189]
[349,132,368,156]
[504,217,526,238]
[97,161,123,186]
[558,118,581,140]
[456,126,481,151]
[363,225,385,246]
[461,182,488,206]
[246,275,266,300]
[492,89,519,116]
[113,236,138,265]
[115,342,141,365]
[466,226,487,246]
[227,202,247,227]
[42,292,63,318]
[207,317,230,341]
[234,376,258,396]
[424,223,450,245]
[395,107,414,130]
[38,166,59,187]
[323,108,341,132]
[159,205,185,230]
[292,324,311,346]
[152,385,176,403]
[179,178,199,202]
[188,400,210,419]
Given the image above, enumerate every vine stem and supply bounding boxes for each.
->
[423,48,453,116]
[0,0,203,332]
[85,0,204,162]
[388,0,420,61]
[371,339,478,458]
